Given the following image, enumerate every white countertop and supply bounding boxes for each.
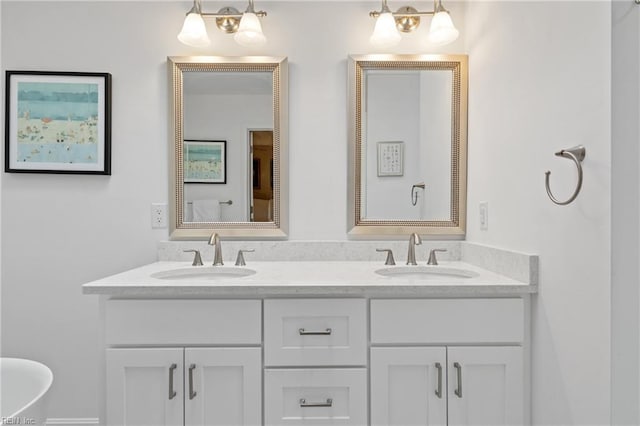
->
[82,260,536,297]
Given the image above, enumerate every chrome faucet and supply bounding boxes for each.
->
[208,233,224,266]
[406,233,422,265]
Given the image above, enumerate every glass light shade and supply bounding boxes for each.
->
[369,12,401,49]
[427,11,459,46]
[177,12,210,47]
[234,13,267,47]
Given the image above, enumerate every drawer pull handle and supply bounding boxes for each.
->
[454,362,462,398]
[435,362,443,398]
[298,328,332,336]
[299,398,333,408]
[188,364,197,400]
[168,363,177,400]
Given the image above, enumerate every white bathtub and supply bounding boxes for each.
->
[0,358,53,425]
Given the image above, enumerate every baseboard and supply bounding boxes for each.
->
[46,418,100,426]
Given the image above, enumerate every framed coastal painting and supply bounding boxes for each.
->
[4,71,112,174]
[183,140,226,184]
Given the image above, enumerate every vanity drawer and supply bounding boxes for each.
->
[264,299,366,366]
[371,298,524,344]
[264,368,367,426]
[105,299,261,345]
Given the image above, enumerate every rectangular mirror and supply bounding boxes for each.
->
[348,54,468,237]
[169,56,288,239]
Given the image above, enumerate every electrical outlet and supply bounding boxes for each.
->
[151,203,167,229]
[479,201,489,231]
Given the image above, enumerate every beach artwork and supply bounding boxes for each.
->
[184,140,227,184]
[5,72,111,174]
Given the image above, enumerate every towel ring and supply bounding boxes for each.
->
[544,145,586,206]
[411,182,425,206]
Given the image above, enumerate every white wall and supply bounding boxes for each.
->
[464,2,611,425]
[0,1,614,425]
[611,0,640,424]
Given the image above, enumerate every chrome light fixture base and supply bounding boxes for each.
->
[215,7,241,33]
[395,6,420,33]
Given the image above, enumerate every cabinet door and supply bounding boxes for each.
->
[447,346,523,426]
[106,348,183,426]
[371,347,447,426]
[184,348,261,426]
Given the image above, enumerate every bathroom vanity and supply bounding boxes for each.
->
[83,242,537,426]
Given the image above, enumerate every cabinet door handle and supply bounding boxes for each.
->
[298,328,332,335]
[299,398,333,407]
[435,362,443,398]
[188,364,197,400]
[168,363,177,400]
[454,362,462,398]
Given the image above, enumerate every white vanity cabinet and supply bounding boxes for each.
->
[94,283,532,426]
[103,299,262,426]
[370,299,526,426]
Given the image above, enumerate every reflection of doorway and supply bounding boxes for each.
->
[249,130,273,221]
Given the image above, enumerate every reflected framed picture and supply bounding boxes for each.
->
[184,140,226,184]
[5,71,112,174]
[377,141,404,177]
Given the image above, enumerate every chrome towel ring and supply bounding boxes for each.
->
[544,145,586,206]
[411,182,425,206]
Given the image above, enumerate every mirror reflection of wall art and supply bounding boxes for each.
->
[183,140,227,184]
[377,141,404,177]
[5,71,112,175]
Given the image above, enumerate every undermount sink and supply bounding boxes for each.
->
[151,267,256,281]
[375,266,479,279]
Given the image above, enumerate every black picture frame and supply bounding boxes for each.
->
[5,70,112,175]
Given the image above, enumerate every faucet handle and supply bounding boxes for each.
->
[427,248,447,266]
[183,249,204,266]
[235,249,255,266]
[376,249,396,266]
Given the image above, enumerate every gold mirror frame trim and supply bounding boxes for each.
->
[348,54,468,237]
[169,56,288,239]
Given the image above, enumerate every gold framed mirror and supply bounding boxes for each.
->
[169,56,288,239]
[348,54,468,237]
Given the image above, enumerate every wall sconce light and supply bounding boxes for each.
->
[369,0,459,48]
[177,0,267,48]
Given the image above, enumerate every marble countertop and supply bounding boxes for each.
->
[82,260,536,297]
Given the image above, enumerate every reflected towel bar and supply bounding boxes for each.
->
[544,145,585,206]
[187,200,233,205]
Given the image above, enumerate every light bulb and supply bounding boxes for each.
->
[234,12,267,47]
[369,12,401,49]
[427,11,459,46]
[177,12,210,47]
